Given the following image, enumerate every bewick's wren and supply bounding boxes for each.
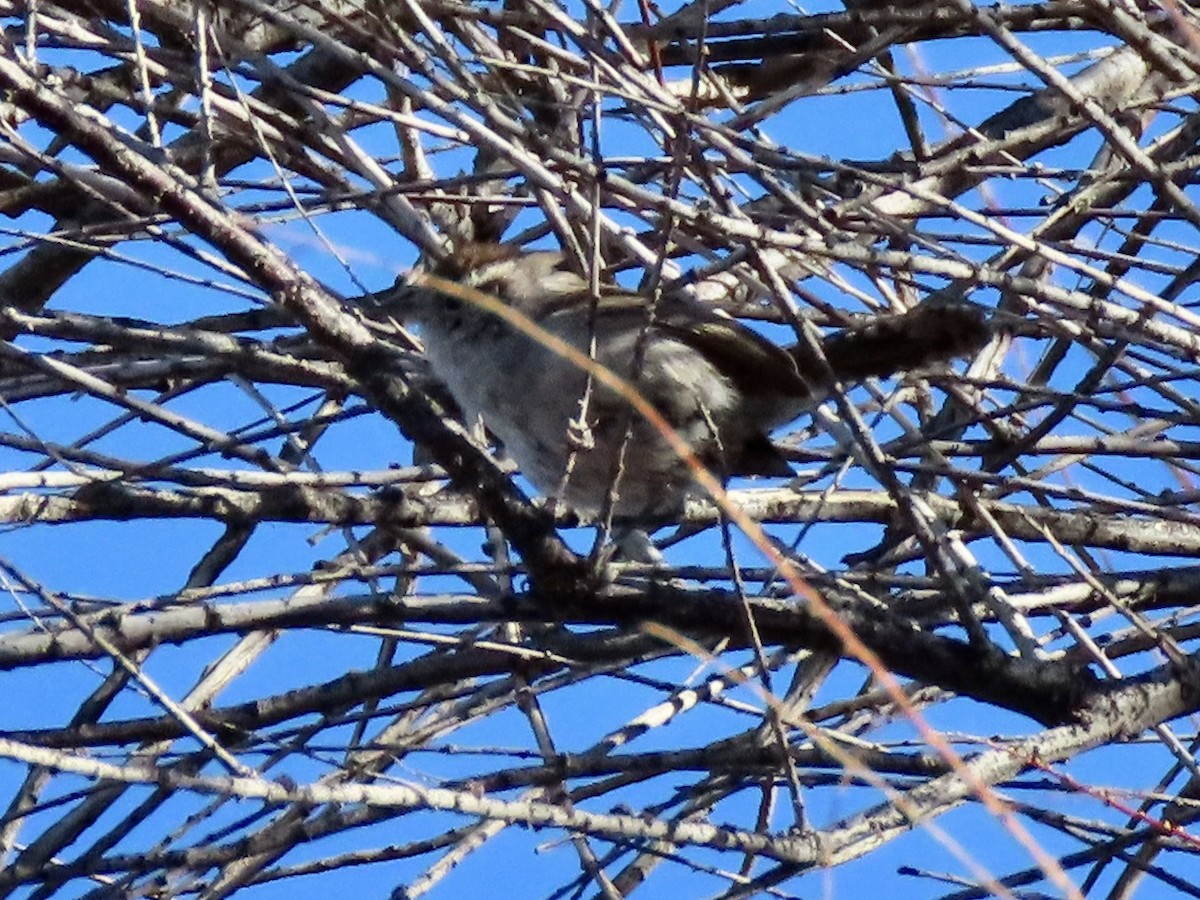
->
[389,243,987,519]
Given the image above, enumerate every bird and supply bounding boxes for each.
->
[385,242,988,520]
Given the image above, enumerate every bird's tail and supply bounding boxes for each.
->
[793,304,990,383]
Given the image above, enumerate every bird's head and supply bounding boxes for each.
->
[426,243,590,313]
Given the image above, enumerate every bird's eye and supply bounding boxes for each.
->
[473,276,511,299]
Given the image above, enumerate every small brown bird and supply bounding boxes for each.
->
[388,243,988,519]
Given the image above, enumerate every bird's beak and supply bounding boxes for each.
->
[359,269,424,321]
